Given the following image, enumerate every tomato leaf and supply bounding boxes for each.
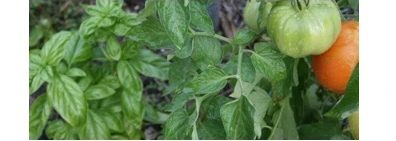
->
[157,0,188,49]
[269,98,299,140]
[326,64,359,119]
[29,95,52,139]
[188,66,227,94]
[164,108,194,139]
[251,42,286,83]
[41,31,73,65]
[131,49,170,80]
[191,36,222,70]
[221,95,255,139]
[232,28,257,45]
[47,75,87,126]
[189,0,214,33]
[246,90,272,138]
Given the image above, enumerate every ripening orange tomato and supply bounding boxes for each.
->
[312,21,359,94]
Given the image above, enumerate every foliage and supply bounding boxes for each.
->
[29,0,359,140]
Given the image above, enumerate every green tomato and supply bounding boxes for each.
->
[348,111,359,140]
[267,0,341,58]
[243,0,272,32]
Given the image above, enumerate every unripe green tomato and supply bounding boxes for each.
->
[243,0,272,32]
[267,0,341,58]
[348,111,359,140]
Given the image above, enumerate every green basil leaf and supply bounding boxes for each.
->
[47,75,87,126]
[298,118,343,140]
[79,110,111,139]
[326,64,359,119]
[120,90,144,125]
[191,36,222,70]
[64,32,92,65]
[29,95,51,139]
[29,53,43,80]
[41,31,72,65]
[85,84,116,100]
[188,66,227,94]
[97,111,123,133]
[131,49,170,80]
[102,36,121,61]
[79,17,99,38]
[99,75,120,89]
[29,25,44,47]
[251,42,286,82]
[99,93,122,113]
[30,75,44,95]
[66,68,87,77]
[45,120,78,140]
[117,61,142,94]
[164,108,194,139]
[157,0,188,48]
[220,95,255,139]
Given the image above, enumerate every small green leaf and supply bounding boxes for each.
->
[41,31,73,65]
[175,37,193,58]
[30,75,44,95]
[47,75,87,126]
[29,95,51,139]
[326,64,359,119]
[29,25,44,47]
[99,75,120,89]
[348,0,359,11]
[120,90,144,125]
[66,68,86,77]
[191,36,223,70]
[164,108,194,139]
[46,120,78,140]
[189,0,214,33]
[117,61,142,94]
[188,66,227,94]
[232,28,257,45]
[246,90,272,138]
[220,95,255,139]
[79,17,100,38]
[131,49,170,80]
[79,110,111,139]
[85,84,116,100]
[298,118,343,140]
[251,42,286,82]
[64,32,92,65]
[97,111,123,133]
[127,17,173,48]
[157,0,188,48]
[269,98,299,140]
[102,36,121,61]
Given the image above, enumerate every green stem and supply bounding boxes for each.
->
[268,103,286,140]
[236,45,244,95]
[189,28,232,43]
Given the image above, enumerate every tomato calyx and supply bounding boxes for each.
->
[292,0,310,11]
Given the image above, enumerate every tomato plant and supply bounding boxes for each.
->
[29,0,359,140]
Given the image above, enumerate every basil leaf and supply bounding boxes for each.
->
[47,75,87,126]
[85,84,116,100]
[29,95,52,139]
[79,110,111,139]
[41,31,72,65]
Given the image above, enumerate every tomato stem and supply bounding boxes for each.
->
[189,27,232,43]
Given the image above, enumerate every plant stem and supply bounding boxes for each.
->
[189,27,232,44]
[236,45,244,95]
